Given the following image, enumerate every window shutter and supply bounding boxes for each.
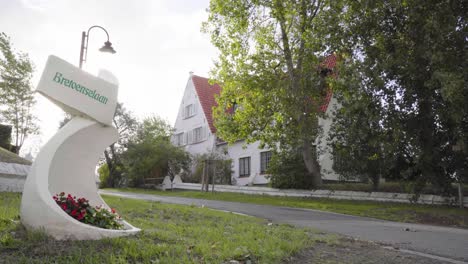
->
[188,130,193,144]
[193,103,198,115]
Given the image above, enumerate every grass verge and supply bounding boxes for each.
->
[0,192,329,264]
[108,188,468,228]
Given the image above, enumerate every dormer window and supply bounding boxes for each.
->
[183,104,196,119]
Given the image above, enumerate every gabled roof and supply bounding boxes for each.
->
[190,54,337,134]
[191,75,221,133]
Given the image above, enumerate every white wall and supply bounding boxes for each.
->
[0,174,26,192]
[317,97,341,181]
[0,162,30,192]
[173,76,216,155]
[222,140,270,186]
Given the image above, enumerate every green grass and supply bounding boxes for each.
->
[108,188,468,228]
[0,192,333,263]
[321,181,468,196]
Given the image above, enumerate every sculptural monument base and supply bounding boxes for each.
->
[21,117,140,240]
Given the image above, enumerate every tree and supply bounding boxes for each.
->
[329,78,393,191]
[103,103,138,187]
[0,124,12,150]
[326,1,467,194]
[122,116,190,187]
[0,32,38,153]
[204,0,334,187]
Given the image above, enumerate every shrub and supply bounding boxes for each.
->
[53,192,123,229]
[98,163,110,188]
[268,149,315,189]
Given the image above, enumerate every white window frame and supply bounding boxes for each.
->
[183,103,197,119]
[260,151,272,174]
[239,157,251,177]
[186,126,207,144]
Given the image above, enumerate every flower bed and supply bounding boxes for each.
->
[53,192,123,229]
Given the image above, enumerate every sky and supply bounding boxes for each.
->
[0,0,218,157]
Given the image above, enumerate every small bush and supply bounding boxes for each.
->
[268,150,315,189]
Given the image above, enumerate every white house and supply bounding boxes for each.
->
[173,55,341,185]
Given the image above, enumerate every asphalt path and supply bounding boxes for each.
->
[100,190,468,263]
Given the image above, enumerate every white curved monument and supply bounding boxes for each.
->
[21,55,140,240]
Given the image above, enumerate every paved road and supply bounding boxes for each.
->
[100,190,468,263]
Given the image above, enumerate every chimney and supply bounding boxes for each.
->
[189,71,194,76]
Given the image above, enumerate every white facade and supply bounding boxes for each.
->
[220,141,271,186]
[173,74,340,185]
[173,76,216,156]
[317,97,341,181]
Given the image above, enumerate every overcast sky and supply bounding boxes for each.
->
[0,0,218,156]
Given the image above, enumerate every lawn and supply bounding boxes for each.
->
[108,188,468,228]
[0,192,328,263]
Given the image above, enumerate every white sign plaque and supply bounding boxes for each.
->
[36,55,118,126]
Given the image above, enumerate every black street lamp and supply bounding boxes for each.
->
[79,25,116,69]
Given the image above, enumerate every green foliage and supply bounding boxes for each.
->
[122,116,190,187]
[0,124,11,150]
[268,149,314,189]
[325,1,467,194]
[204,0,335,187]
[103,103,139,188]
[0,32,38,153]
[189,152,232,184]
[98,163,110,188]
[329,87,392,190]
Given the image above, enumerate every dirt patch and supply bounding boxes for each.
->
[283,237,450,264]
[397,210,468,228]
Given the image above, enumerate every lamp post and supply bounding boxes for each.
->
[79,25,116,69]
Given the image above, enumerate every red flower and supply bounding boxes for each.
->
[111,208,116,214]
[61,204,67,210]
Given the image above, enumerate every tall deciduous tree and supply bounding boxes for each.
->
[327,1,467,194]
[0,32,38,154]
[204,0,333,187]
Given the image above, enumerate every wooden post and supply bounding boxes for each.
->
[212,160,216,193]
[205,160,210,192]
[201,160,206,192]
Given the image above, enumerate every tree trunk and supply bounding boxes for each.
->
[103,149,114,187]
[302,139,322,188]
[372,174,380,191]
[458,181,464,209]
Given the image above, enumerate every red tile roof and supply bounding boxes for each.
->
[321,54,337,69]
[191,75,222,133]
[191,54,337,133]
[319,54,337,112]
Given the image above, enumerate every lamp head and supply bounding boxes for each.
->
[99,41,116,54]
